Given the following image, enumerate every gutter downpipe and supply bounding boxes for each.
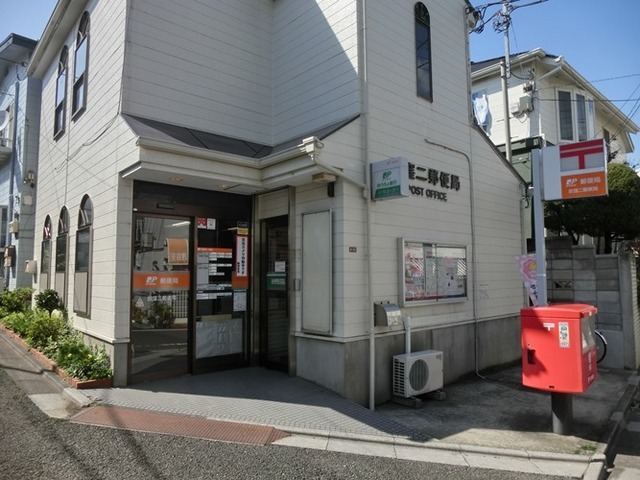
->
[6,81,20,285]
[423,138,478,375]
[359,0,375,411]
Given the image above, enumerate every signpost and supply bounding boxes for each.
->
[370,157,410,201]
[541,139,608,201]
[531,138,607,435]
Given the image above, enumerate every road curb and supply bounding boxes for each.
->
[587,374,640,480]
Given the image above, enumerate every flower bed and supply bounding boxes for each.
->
[0,288,113,389]
[0,322,113,389]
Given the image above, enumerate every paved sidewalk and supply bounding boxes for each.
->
[2,328,638,479]
[78,365,638,479]
[608,391,640,479]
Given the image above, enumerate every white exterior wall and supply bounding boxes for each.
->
[363,0,524,333]
[123,0,273,144]
[290,120,366,339]
[473,58,634,162]
[541,74,632,161]
[0,47,40,289]
[472,74,533,145]
[33,0,135,344]
[286,0,526,342]
[272,0,360,143]
[123,0,360,146]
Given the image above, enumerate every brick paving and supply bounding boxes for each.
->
[71,405,290,445]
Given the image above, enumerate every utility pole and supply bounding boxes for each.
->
[499,1,513,163]
[488,0,548,163]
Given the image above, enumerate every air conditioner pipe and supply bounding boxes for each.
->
[404,315,412,354]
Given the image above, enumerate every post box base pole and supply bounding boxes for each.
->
[551,393,573,435]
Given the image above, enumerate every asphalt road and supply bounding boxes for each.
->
[0,367,566,480]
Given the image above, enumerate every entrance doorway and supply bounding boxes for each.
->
[130,215,190,382]
[260,216,289,371]
[130,182,253,383]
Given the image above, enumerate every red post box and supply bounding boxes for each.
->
[521,303,597,393]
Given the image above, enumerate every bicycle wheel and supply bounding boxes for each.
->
[594,330,607,364]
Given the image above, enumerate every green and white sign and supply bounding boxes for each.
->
[371,157,410,201]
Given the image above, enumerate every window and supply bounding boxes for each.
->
[56,207,69,306]
[40,216,52,288]
[74,195,93,316]
[54,47,68,138]
[72,12,89,118]
[415,3,433,101]
[558,89,595,142]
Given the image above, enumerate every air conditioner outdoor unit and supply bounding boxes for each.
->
[393,350,443,398]
[8,220,19,234]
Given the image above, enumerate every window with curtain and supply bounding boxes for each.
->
[56,207,69,306]
[72,12,90,118]
[558,90,573,141]
[74,196,93,316]
[40,216,52,289]
[415,3,433,101]
[558,89,595,143]
[54,47,68,138]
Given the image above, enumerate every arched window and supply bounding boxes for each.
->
[55,207,69,306]
[40,216,52,289]
[72,12,90,117]
[74,195,93,316]
[54,46,68,138]
[415,3,433,101]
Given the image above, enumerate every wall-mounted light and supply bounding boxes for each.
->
[23,170,36,188]
[312,172,337,183]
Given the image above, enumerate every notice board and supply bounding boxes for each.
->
[399,238,467,306]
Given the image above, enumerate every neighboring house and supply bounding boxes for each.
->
[28,0,527,406]
[471,48,640,245]
[0,34,41,290]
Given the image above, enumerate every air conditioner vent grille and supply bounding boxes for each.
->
[392,350,443,398]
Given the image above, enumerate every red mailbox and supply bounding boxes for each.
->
[521,303,597,393]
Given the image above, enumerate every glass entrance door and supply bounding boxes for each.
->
[261,216,289,371]
[130,215,190,382]
[193,219,249,372]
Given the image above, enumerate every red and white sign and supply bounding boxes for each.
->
[132,272,190,290]
[542,139,608,200]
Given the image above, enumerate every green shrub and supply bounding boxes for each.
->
[2,310,34,337]
[0,287,34,313]
[35,289,63,313]
[1,290,113,381]
[25,309,70,350]
[53,335,113,380]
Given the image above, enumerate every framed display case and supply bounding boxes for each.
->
[399,238,467,306]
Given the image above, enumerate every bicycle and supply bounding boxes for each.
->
[594,329,608,364]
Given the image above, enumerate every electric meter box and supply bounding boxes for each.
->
[374,302,402,326]
[521,303,597,394]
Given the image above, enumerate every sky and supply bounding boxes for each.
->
[469,0,640,165]
[2,0,639,164]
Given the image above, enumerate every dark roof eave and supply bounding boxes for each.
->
[123,113,360,160]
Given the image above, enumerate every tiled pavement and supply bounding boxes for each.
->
[78,368,424,440]
[3,327,640,479]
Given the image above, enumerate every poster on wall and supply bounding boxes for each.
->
[399,239,467,305]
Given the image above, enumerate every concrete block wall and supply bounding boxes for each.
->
[545,236,640,370]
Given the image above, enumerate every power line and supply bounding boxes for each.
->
[589,74,640,84]
[538,98,640,104]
